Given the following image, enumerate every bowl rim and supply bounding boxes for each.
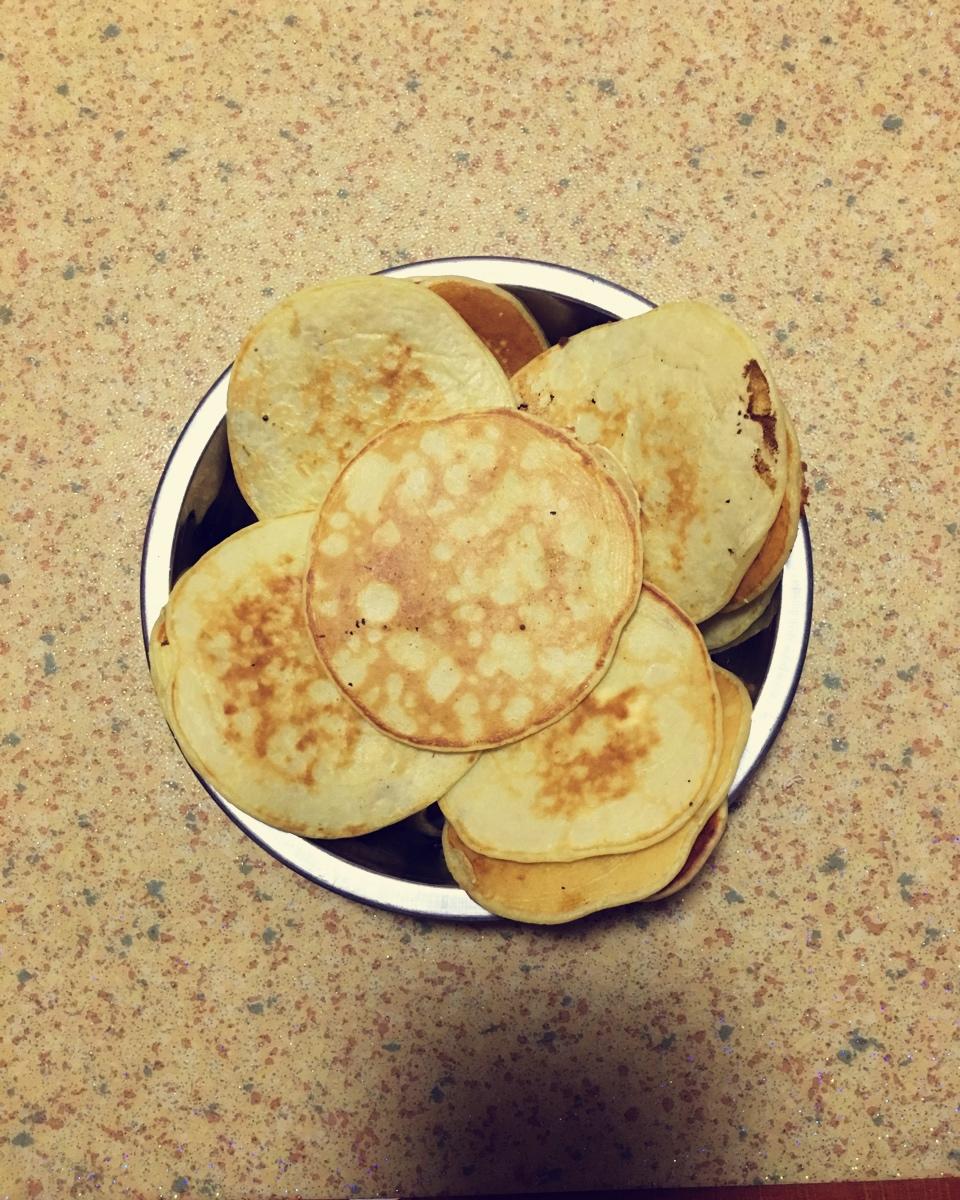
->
[140,254,813,922]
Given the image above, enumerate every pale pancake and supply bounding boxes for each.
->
[440,665,751,922]
[700,579,778,651]
[645,803,729,902]
[420,276,548,376]
[716,595,778,652]
[512,301,789,622]
[439,585,721,862]
[149,512,477,838]
[725,401,803,607]
[704,665,752,793]
[304,409,642,751]
[226,276,515,519]
[588,443,640,521]
[149,610,183,741]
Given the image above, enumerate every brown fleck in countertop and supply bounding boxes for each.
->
[1,3,956,1196]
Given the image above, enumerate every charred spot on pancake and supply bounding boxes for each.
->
[743,360,779,455]
[753,448,776,489]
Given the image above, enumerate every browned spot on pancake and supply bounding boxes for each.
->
[662,457,700,570]
[156,616,169,647]
[425,279,544,376]
[564,686,640,736]
[473,854,527,885]
[301,343,438,466]
[331,705,364,771]
[303,360,373,450]
[533,695,660,819]
[289,310,301,339]
[376,339,431,395]
[743,360,779,455]
[198,567,330,774]
[557,884,588,912]
[296,729,320,753]
[259,810,339,838]
[688,808,721,861]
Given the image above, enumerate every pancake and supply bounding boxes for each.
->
[226,276,515,519]
[719,593,778,651]
[588,443,640,521]
[304,409,643,751]
[512,301,790,622]
[149,512,477,838]
[439,585,721,862]
[149,609,185,743]
[724,402,803,608]
[644,803,729,902]
[440,665,751,922]
[420,276,548,376]
[700,579,778,651]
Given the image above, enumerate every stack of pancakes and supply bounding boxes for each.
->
[150,274,804,923]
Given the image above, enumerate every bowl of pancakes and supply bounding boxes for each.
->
[141,257,813,923]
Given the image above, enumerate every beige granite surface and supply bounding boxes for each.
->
[2,1,958,1197]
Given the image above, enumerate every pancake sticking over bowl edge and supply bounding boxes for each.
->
[150,512,477,838]
[439,585,722,862]
[227,276,516,519]
[512,300,791,622]
[440,665,750,922]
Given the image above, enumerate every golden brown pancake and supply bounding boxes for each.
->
[149,512,477,838]
[440,665,750,922]
[304,409,643,751]
[512,301,790,622]
[439,585,722,862]
[420,276,548,376]
[226,276,515,519]
[645,803,729,902]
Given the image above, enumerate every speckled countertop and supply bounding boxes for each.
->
[2,2,957,1197]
